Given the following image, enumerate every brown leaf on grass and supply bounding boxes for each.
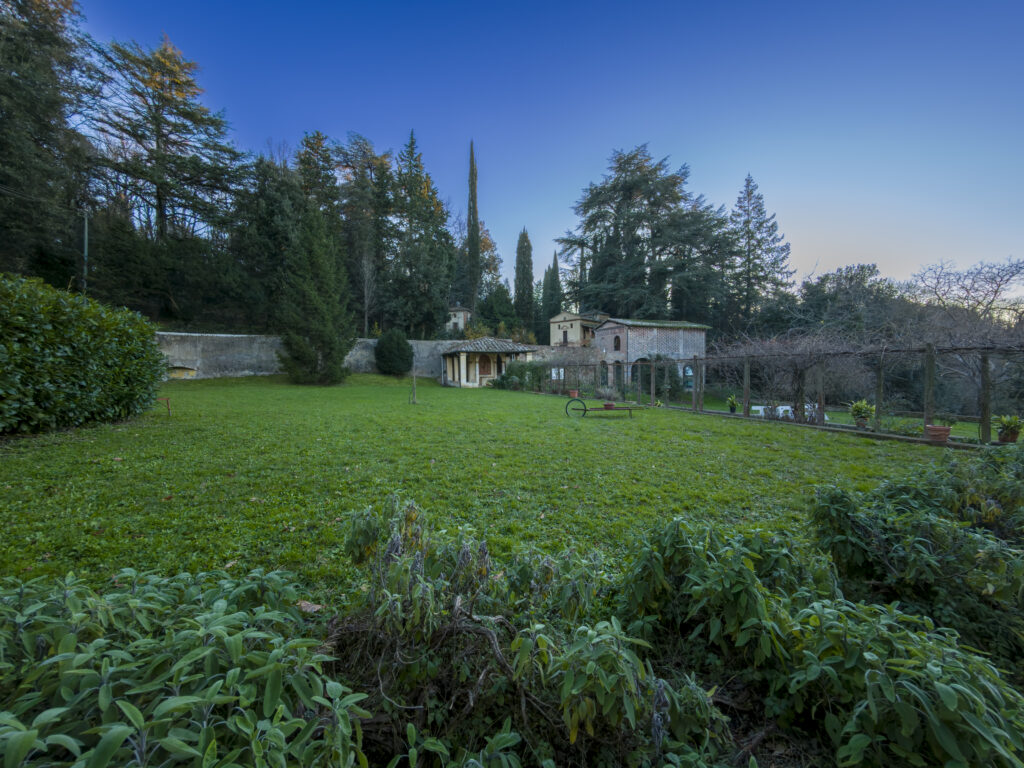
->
[296,600,324,613]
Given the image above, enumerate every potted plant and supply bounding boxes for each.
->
[924,414,956,443]
[995,414,1022,443]
[726,394,739,413]
[568,389,579,398]
[849,399,875,429]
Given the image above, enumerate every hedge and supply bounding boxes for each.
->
[374,328,413,375]
[0,273,166,434]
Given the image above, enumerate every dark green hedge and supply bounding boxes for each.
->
[374,328,413,375]
[0,273,166,434]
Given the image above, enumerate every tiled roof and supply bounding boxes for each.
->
[444,337,536,354]
[599,318,710,330]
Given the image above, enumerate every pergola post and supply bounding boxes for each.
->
[743,357,751,417]
[691,356,698,411]
[459,352,468,387]
[980,352,992,443]
[873,358,884,432]
[923,343,935,427]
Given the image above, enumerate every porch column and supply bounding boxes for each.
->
[459,352,467,386]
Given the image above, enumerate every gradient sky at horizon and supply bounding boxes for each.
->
[80,0,1023,287]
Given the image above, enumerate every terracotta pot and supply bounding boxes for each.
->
[603,402,615,409]
[729,405,737,413]
[924,424,952,442]
[998,430,1019,444]
[568,390,579,398]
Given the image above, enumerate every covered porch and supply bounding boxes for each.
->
[441,337,535,388]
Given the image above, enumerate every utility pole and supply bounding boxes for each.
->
[82,211,89,294]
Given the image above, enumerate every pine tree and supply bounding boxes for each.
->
[0,0,97,281]
[559,146,688,318]
[729,174,794,325]
[540,253,563,344]
[276,203,355,384]
[386,131,455,338]
[478,280,516,332]
[338,134,393,335]
[227,157,304,331]
[513,228,534,331]
[95,36,240,241]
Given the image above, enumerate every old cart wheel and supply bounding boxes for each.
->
[566,398,587,417]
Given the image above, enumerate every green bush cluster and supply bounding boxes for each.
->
[374,328,414,376]
[619,521,1024,768]
[335,498,732,767]
[0,570,369,767]
[0,274,166,434]
[813,447,1024,681]
[492,361,548,391]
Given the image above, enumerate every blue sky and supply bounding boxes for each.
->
[81,1,1023,286]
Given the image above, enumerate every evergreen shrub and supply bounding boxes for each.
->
[0,273,165,434]
[374,328,413,375]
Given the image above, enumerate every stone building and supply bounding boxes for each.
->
[593,318,708,386]
[441,337,535,388]
[549,311,609,347]
[447,307,472,334]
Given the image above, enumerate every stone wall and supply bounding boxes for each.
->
[157,332,283,379]
[156,333,451,379]
[345,339,449,377]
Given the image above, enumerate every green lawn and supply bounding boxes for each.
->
[1,375,941,598]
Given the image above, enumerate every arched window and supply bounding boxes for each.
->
[613,335,621,351]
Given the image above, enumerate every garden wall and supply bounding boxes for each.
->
[156,333,449,379]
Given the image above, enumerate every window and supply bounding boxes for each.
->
[551,367,565,380]
[613,335,621,351]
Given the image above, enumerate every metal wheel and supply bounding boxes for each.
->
[565,398,587,417]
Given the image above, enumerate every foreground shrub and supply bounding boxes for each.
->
[618,520,1024,767]
[374,328,414,375]
[0,570,368,767]
[0,274,165,434]
[335,498,732,767]
[813,460,1024,681]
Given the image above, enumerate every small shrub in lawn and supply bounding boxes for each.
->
[374,328,413,376]
[0,273,165,434]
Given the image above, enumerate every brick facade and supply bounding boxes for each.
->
[593,320,707,382]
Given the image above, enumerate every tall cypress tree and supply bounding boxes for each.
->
[513,228,534,331]
[465,142,481,312]
[540,252,563,344]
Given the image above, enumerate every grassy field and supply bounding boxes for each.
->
[0,374,942,599]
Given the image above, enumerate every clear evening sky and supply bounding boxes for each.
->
[81,0,1022,287]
